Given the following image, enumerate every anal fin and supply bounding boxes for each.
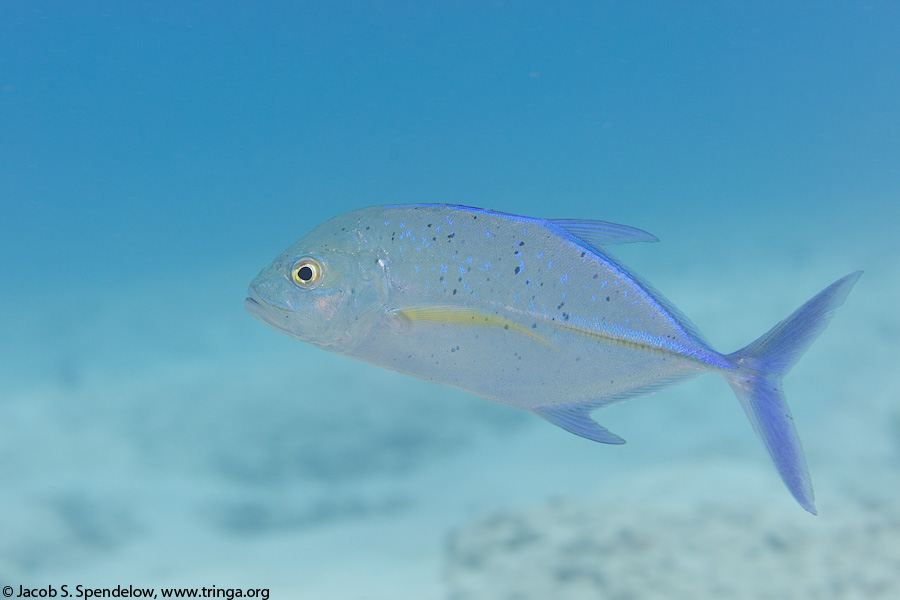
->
[533,404,626,445]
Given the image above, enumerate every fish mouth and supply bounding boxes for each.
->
[244,289,284,329]
[244,288,315,345]
[244,291,263,314]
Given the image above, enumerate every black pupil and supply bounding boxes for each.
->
[297,265,314,281]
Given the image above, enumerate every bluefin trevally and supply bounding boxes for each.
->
[245,204,861,513]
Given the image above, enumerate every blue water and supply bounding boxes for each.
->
[2,2,899,598]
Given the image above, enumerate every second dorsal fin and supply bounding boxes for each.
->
[550,218,659,247]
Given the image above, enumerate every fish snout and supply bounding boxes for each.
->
[244,288,289,331]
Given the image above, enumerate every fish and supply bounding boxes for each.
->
[245,204,861,513]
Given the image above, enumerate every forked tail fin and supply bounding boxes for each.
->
[725,271,862,514]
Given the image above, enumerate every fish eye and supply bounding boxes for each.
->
[290,257,324,288]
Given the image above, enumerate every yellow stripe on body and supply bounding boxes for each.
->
[394,305,559,351]
[395,305,695,363]
[550,317,712,367]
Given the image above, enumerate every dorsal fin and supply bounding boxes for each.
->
[550,217,710,344]
[549,218,659,246]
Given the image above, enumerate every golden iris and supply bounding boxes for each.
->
[290,257,324,288]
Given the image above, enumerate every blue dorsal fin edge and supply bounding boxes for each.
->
[551,216,710,344]
[549,218,659,246]
[533,404,626,445]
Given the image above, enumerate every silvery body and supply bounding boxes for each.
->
[246,204,860,513]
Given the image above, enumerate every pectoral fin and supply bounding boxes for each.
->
[533,404,626,445]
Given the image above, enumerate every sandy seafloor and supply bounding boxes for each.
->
[1,203,898,599]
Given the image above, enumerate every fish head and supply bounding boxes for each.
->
[245,214,386,352]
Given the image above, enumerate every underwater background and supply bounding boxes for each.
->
[2,1,899,598]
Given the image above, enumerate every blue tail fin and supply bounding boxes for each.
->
[725,271,862,514]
